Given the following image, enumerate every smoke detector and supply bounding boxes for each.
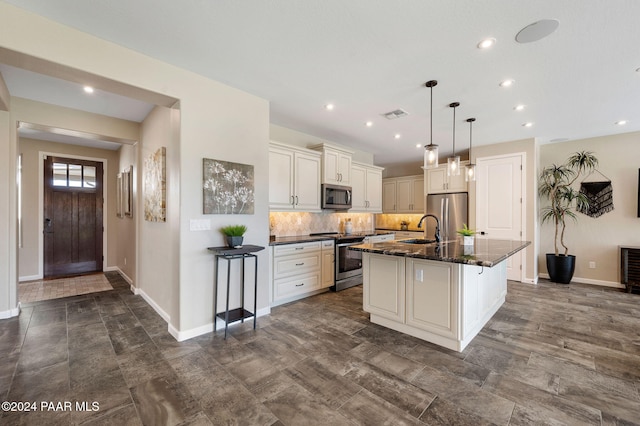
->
[382,109,409,120]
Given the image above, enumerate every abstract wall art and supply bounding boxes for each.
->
[144,147,166,222]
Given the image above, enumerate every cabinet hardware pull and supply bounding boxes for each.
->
[295,195,299,205]
[295,262,304,266]
[295,283,304,287]
[295,247,304,250]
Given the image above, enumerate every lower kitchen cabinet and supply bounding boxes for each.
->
[362,253,507,351]
[363,253,405,322]
[271,240,333,306]
[321,240,335,288]
[393,231,424,240]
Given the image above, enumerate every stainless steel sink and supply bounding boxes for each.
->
[398,238,437,244]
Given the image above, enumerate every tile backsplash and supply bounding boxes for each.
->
[269,212,374,236]
[375,214,426,231]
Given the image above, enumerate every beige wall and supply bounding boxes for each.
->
[539,132,640,286]
[18,137,121,280]
[117,143,137,283]
[469,138,538,283]
[0,3,270,338]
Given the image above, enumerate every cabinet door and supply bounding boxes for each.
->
[350,165,367,211]
[294,152,321,211]
[447,170,467,192]
[269,147,295,209]
[363,253,405,322]
[406,259,458,340]
[365,167,382,212]
[382,180,397,212]
[321,242,335,288]
[411,177,425,212]
[426,168,447,194]
[396,178,413,212]
[338,152,351,185]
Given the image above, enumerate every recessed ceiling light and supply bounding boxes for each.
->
[83,86,94,93]
[499,79,515,88]
[477,38,496,49]
[416,144,422,148]
[616,120,627,125]
[325,103,334,111]
[514,104,526,111]
[523,122,533,127]
[394,134,401,139]
[365,121,373,127]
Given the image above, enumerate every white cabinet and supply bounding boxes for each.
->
[406,259,458,340]
[426,163,467,194]
[351,162,383,212]
[269,142,321,211]
[310,144,353,185]
[272,241,323,305]
[394,231,424,240]
[365,233,395,243]
[321,240,335,288]
[382,175,424,213]
[362,252,507,352]
[363,253,405,322]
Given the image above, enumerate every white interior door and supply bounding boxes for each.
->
[475,153,524,281]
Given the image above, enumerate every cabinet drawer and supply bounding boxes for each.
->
[274,273,321,300]
[273,252,321,279]
[321,240,335,250]
[395,231,424,240]
[273,241,322,257]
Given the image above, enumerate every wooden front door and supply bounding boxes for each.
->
[44,156,104,278]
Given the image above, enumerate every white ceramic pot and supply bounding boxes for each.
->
[463,235,474,246]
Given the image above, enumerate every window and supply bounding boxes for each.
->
[53,163,96,188]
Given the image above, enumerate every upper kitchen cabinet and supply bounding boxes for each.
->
[382,175,424,213]
[310,143,354,186]
[269,142,321,211]
[351,162,383,212]
[426,162,467,194]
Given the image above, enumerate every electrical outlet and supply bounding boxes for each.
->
[589,261,596,269]
[415,269,424,282]
[124,257,127,265]
[297,217,302,225]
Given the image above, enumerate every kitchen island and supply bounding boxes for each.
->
[349,238,530,352]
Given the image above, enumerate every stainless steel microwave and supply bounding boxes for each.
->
[321,184,352,210]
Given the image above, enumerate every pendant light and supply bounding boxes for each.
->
[423,80,439,169]
[465,118,476,182]
[447,102,461,176]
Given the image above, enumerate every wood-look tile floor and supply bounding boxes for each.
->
[1,273,639,425]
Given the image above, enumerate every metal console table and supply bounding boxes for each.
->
[208,245,265,338]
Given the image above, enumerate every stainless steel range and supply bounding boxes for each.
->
[310,232,371,291]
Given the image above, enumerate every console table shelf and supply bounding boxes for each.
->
[208,244,265,338]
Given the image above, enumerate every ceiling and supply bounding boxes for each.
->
[2,0,640,165]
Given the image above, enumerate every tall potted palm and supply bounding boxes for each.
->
[539,151,598,283]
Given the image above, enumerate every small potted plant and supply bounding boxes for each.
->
[457,224,476,246]
[221,225,247,248]
[400,220,409,231]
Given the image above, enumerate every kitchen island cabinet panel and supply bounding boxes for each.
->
[406,259,458,340]
[363,253,405,322]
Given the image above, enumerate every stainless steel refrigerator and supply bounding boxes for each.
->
[425,192,468,241]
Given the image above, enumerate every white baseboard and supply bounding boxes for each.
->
[19,274,42,282]
[0,305,20,319]
[169,306,271,342]
[538,273,624,289]
[138,289,171,323]
[521,277,538,285]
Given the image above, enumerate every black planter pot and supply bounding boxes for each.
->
[226,236,244,248]
[546,254,576,284]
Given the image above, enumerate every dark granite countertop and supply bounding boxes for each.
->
[349,238,531,267]
[269,230,395,246]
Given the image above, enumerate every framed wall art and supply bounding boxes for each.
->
[144,147,166,222]
[203,158,254,214]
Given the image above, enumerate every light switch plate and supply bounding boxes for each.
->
[190,219,211,231]
[415,269,424,282]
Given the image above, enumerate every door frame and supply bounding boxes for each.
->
[36,151,109,280]
[475,152,527,282]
